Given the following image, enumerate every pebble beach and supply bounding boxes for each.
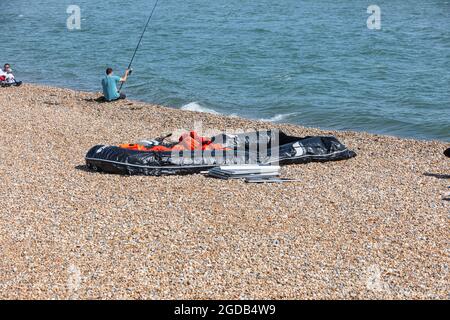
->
[0,84,448,299]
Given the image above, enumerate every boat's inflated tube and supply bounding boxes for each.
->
[85,130,356,176]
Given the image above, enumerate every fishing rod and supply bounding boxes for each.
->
[119,0,160,92]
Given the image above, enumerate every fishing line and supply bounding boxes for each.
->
[120,0,160,91]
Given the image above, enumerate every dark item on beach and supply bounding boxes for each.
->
[119,0,160,92]
[1,80,22,87]
[85,130,357,176]
[445,148,450,158]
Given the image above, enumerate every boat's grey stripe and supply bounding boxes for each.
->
[85,157,214,169]
[86,148,350,169]
[266,149,350,163]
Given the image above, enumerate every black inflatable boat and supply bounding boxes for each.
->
[85,130,356,176]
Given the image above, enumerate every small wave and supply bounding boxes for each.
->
[181,102,220,115]
[259,113,296,123]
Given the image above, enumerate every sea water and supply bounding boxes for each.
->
[1,0,449,141]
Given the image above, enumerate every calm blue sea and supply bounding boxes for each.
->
[1,0,449,141]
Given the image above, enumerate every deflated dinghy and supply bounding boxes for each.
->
[85,130,356,176]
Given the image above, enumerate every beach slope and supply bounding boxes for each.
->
[0,84,448,299]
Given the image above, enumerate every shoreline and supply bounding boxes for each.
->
[0,83,448,299]
[26,81,450,144]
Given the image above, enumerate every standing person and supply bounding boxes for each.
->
[101,68,130,102]
[0,63,22,87]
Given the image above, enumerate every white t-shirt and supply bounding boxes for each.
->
[0,68,15,82]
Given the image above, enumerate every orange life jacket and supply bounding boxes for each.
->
[119,131,228,152]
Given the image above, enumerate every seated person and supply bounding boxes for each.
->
[0,63,22,86]
[101,67,129,102]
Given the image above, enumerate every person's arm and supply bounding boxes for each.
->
[120,69,130,82]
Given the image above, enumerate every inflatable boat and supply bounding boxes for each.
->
[85,130,356,176]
